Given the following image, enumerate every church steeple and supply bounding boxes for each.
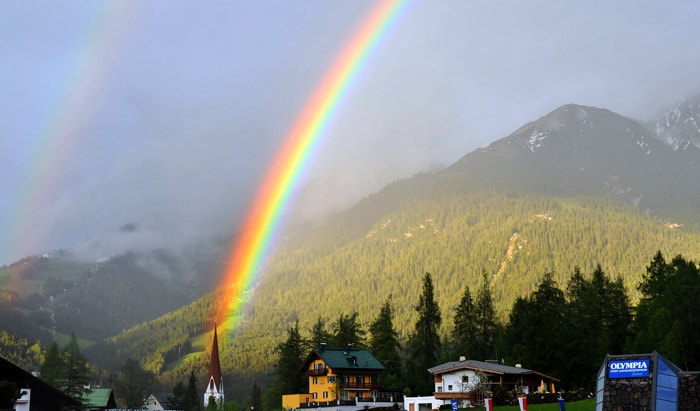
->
[204,323,224,407]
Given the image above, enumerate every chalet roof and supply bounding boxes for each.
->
[82,388,116,408]
[428,359,559,382]
[302,345,385,371]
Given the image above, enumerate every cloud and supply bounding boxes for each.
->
[1,1,699,265]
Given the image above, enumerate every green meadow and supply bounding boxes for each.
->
[472,398,594,411]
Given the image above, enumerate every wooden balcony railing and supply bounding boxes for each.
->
[306,367,328,376]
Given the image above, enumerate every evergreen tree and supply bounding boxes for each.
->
[275,321,306,395]
[638,250,670,298]
[526,273,566,375]
[503,273,565,378]
[406,272,441,395]
[169,379,188,411]
[62,332,90,406]
[186,371,201,411]
[474,271,497,360]
[368,295,401,387]
[503,296,534,365]
[562,265,633,389]
[330,312,365,348]
[115,358,156,409]
[605,276,632,354]
[308,317,332,350]
[39,341,65,388]
[633,253,699,370]
[562,267,599,389]
[452,286,478,360]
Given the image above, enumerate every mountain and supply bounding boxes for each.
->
[650,94,700,152]
[446,104,700,219]
[4,100,700,398]
[0,248,223,343]
[78,102,700,389]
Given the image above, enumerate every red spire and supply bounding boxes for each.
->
[205,324,223,393]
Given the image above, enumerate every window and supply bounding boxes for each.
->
[448,385,453,391]
[656,359,678,410]
[313,377,318,384]
[323,392,329,398]
[462,376,469,383]
[312,393,318,399]
[437,387,443,393]
[328,376,337,383]
[357,376,364,387]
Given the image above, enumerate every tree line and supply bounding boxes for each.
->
[272,251,699,405]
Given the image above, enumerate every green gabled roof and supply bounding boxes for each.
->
[311,346,385,371]
[82,388,115,408]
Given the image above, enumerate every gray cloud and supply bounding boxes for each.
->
[1,0,699,265]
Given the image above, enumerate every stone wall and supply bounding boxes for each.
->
[678,372,700,411]
[603,378,653,410]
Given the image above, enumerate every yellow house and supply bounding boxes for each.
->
[282,344,386,409]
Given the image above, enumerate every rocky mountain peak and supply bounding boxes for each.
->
[652,94,700,151]
[485,103,658,158]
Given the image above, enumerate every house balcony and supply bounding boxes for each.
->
[434,392,476,401]
[306,367,328,376]
[341,382,382,390]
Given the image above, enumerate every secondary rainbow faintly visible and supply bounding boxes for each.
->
[0,2,135,265]
[219,0,407,329]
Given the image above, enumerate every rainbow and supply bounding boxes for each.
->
[1,2,135,265]
[219,0,407,329]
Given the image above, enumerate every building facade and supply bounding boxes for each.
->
[282,344,386,409]
[425,358,559,408]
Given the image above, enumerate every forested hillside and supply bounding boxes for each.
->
[230,185,700,373]
[3,102,700,406]
[77,104,700,401]
[0,251,209,343]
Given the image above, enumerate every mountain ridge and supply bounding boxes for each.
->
[3,98,700,398]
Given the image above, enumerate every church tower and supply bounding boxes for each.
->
[203,324,224,408]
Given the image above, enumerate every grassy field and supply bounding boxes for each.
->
[472,398,595,411]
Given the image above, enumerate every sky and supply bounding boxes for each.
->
[1,0,699,266]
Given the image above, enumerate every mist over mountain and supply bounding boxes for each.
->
[3,97,700,393]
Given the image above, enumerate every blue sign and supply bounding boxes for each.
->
[608,359,650,378]
[451,399,458,411]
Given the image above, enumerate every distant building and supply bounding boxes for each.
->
[404,357,559,410]
[203,325,224,408]
[144,392,174,410]
[282,344,388,409]
[81,388,117,410]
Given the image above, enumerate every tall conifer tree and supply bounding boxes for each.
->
[407,272,441,395]
[276,321,306,395]
[308,317,332,350]
[62,332,90,406]
[39,341,65,388]
[369,295,401,386]
[474,271,497,360]
[452,286,478,359]
[330,312,365,348]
